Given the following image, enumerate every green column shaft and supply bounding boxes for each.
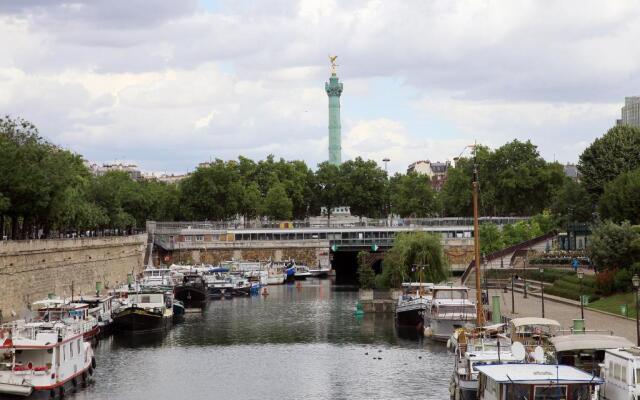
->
[325,73,343,165]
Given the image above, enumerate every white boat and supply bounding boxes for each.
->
[0,319,96,398]
[600,347,640,399]
[423,285,477,341]
[476,363,602,399]
[113,289,174,333]
[266,263,286,285]
[308,265,331,278]
[395,283,433,327]
[293,264,312,280]
[141,267,177,287]
[551,334,633,375]
[31,299,101,342]
[449,324,524,400]
[508,317,561,357]
[72,294,119,336]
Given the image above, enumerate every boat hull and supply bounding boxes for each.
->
[113,308,172,333]
[395,308,425,327]
[309,269,330,278]
[174,286,207,307]
[425,318,475,342]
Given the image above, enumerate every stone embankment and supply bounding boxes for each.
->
[0,235,146,321]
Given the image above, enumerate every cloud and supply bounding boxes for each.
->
[0,0,637,174]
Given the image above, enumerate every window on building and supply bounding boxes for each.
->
[184,236,192,242]
[195,235,204,241]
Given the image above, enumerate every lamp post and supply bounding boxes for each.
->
[511,274,516,314]
[578,270,584,320]
[523,251,528,299]
[633,274,640,346]
[540,268,545,318]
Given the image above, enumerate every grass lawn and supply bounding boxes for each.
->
[588,292,638,318]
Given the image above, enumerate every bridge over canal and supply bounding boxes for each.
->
[147,218,527,283]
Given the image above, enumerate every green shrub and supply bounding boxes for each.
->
[614,268,633,292]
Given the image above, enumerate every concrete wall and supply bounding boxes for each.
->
[158,241,331,269]
[0,235,146,321]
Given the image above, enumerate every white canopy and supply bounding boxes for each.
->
[476,364,603,384]
[551,334,633,352]
[510,317,561,328]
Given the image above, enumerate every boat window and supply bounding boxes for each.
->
[77,339,81,354]
[70,342,74,357]
[614,363,621,381]
[534,385,567,400]
[486,377,498,394]
[636,368,640,384]
[571,384,590,399]
[506,384,529,398]
[622,366,628,383]
[63,344,66,361]
[141,295,151,303]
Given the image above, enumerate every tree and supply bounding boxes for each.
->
[588,220,640,271]
[262,183,293,220]
[579,124,640,198]
[357,251,376,289]
[550,178,592,227]
[314,162,343,222]
[376,232,448,288]
[479,223,504,254]
[239,182,263,223]
[389,172,436,217]
[598,168,640,225]
[340,157,387,218]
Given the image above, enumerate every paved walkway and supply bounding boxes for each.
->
[471,287,638,343]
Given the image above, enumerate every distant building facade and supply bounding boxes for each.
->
[86,162,143,180]
[407,160,450,191]
[563,163,580,180]
[156,174,189,184]
[616,96,640,128]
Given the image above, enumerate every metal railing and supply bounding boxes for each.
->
[148,217,530,233]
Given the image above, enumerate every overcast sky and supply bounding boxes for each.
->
[1,0,638,174]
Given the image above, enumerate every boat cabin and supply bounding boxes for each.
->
[551,334,633,375]
[431,285,470,301]
[476,364,602,400]
[509,317,560,351]
[400,282,434,300]
[600,347,640,400]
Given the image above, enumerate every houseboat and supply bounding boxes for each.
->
[395,283,433,327]
[174,273,208,307]
[0,319,96,398]
[551,334,633,375]
[113,289,174,333]
[423,285,477,341]
[31,299,100,342]
[449,324,525,400]
[72,294,119,337]
[476,363,602,400]
[600,347,640,399]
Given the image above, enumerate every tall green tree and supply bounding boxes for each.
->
[598,168,640,225]
[262,183,293,220]
[376,232,449,288]
[579,125,640,198]
[340,157,387,218]
[314,162,343,222]
[588,221,640,271]
[479,223,504,254]
[550,178,592,227]
[389,172,436,217]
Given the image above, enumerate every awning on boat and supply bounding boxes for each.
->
[551,334,633,352]
[510,317,561,328]
[208,267,229,273]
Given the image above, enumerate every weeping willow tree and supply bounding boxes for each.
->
[375,232,449,288]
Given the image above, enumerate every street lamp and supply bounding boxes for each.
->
[523,251,529,299]
[540,268,545,318]
[577,270,584,320]
[511,274,516,314]
[382,157,390,175]
[633,274,640,346]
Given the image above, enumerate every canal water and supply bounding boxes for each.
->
[72,280,451,400]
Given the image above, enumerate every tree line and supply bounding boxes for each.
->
[2,116,639,240]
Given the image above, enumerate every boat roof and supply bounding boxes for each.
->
[475,364,603,384]
[467,351,522,362]
[551,335,634,352]
[401,282,434,288]
[433,285,469,291]
[510,317,561,328]
[605,347,640,360]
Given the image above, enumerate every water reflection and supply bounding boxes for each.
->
[70,280,451,400]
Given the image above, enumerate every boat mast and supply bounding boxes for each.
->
[472,144,485,326]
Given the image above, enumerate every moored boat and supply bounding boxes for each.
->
[32,299,101,342]
[423,285,477,341]
[395,283,433,327]
[113,290,174,333]
[174,273,208,307]
[0,319,96,399]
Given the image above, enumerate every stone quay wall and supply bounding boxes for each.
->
[0,235,146,321]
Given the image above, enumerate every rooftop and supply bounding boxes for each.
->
[475,364,602,384]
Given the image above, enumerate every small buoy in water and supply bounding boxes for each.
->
[296,282,302,289]
[418,356,422,359]
[262,287,269,296]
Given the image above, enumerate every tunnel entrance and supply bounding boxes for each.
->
[331,250,385,285]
